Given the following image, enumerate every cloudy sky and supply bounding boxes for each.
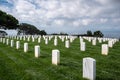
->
[0,0,120,37]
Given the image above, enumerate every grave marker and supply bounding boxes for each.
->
[35,45,40,58]
[52,49,60,65]
[102,44,108,55]
[83,57,96,80]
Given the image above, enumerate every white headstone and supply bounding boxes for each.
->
[24,43,28,52]
[3,38,5,44]
[52,49,60,65]
[65,40,70,48]
[45,38,48,44]
[83,57,96,80]
[54,39,57,46]
[80,42,86,51]
[16,41,20,49]
[32,38,35,42]
[20,36,22,40]
[38,37,41,43]
[108,40,113,48]
[92,39,96,45]
[11,40,14,47]
[23,36,26,41]
[27,37,30,41]
[101,44,108,55]
[61,37,64,42]
[6,39,9,45]
[35,45,40,58]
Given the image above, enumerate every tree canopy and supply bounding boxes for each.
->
[0,30,8,37]
[87,30,92,36]
[0,10,19,29]
[18,23,47,35]
[93,30,104,37]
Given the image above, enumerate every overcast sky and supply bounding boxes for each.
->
[0,0,120,37]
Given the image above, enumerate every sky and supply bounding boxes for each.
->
[0,0,120,38]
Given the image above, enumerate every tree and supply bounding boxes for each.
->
[0,30,8,37]
[87,30,92,36]
[39,30,47,35]
[0,10,19,29]
[93,30,104,37]
[18,23,47,35]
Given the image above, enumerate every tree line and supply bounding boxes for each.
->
[0,10,47,35]
[0,10,104,37]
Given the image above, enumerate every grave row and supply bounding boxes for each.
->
[0,35,119,80]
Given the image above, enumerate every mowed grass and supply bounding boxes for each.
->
[0,37,120,80]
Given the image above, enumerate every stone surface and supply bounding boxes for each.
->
[35,45,40,58]
[92,39,96,45]
[24,43,28,52]
[83,57,96,80]
[11,40,14,47]
[65,40,69,48]
[45,38,48,44]
[52,49,60,65]
[38,37,41,43]
[108,40,113,48]
[6,39,9,45]
[16,41,20,49]
[54,39,57,46]
[80,42,86,51]
[102,44,108,55]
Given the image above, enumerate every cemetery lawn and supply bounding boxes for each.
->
[0,37,120,80]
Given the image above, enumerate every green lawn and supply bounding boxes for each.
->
[0,36,120,80]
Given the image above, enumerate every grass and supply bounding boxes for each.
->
[0,36,120,80]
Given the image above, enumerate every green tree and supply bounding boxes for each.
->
[93,30,104,37]
[0,10,19,29]
[18,23,47,35]
[0,30,8,37]
[87,30,92,36]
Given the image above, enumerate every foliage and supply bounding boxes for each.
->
[87,30,92,36]
[18,23,47,35]
[93,30,104,37]
[0,30,8,37]
[0,10,19,29]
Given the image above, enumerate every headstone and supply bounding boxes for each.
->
[23,36,26,41]
[32,37,35,42]
[16,41,20,49]
[88,38,91,42]
[52,49,60,65]
[92,39,96,45]
[24,43,28,52]
[45,38,48,44]
[3,38,5,44]
[101,44,108,55]
[38,37,41,43]
[6,39,9,45]
[27,37,30,41]
[80,38,83,43]
[11,40,14,47]
[54,38,57,46]
[70,38,73,43]
[61,37,64,42]
[83,57,96,80]
[20,36,22,40]
[80,42,86,51]
[108,40,113,48]
[35,45,40,58]
[65,40,69,48]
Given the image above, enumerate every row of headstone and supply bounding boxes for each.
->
[2,36,120,80]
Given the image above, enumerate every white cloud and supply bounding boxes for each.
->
[0,0,120,34]
[100,18,108,23]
